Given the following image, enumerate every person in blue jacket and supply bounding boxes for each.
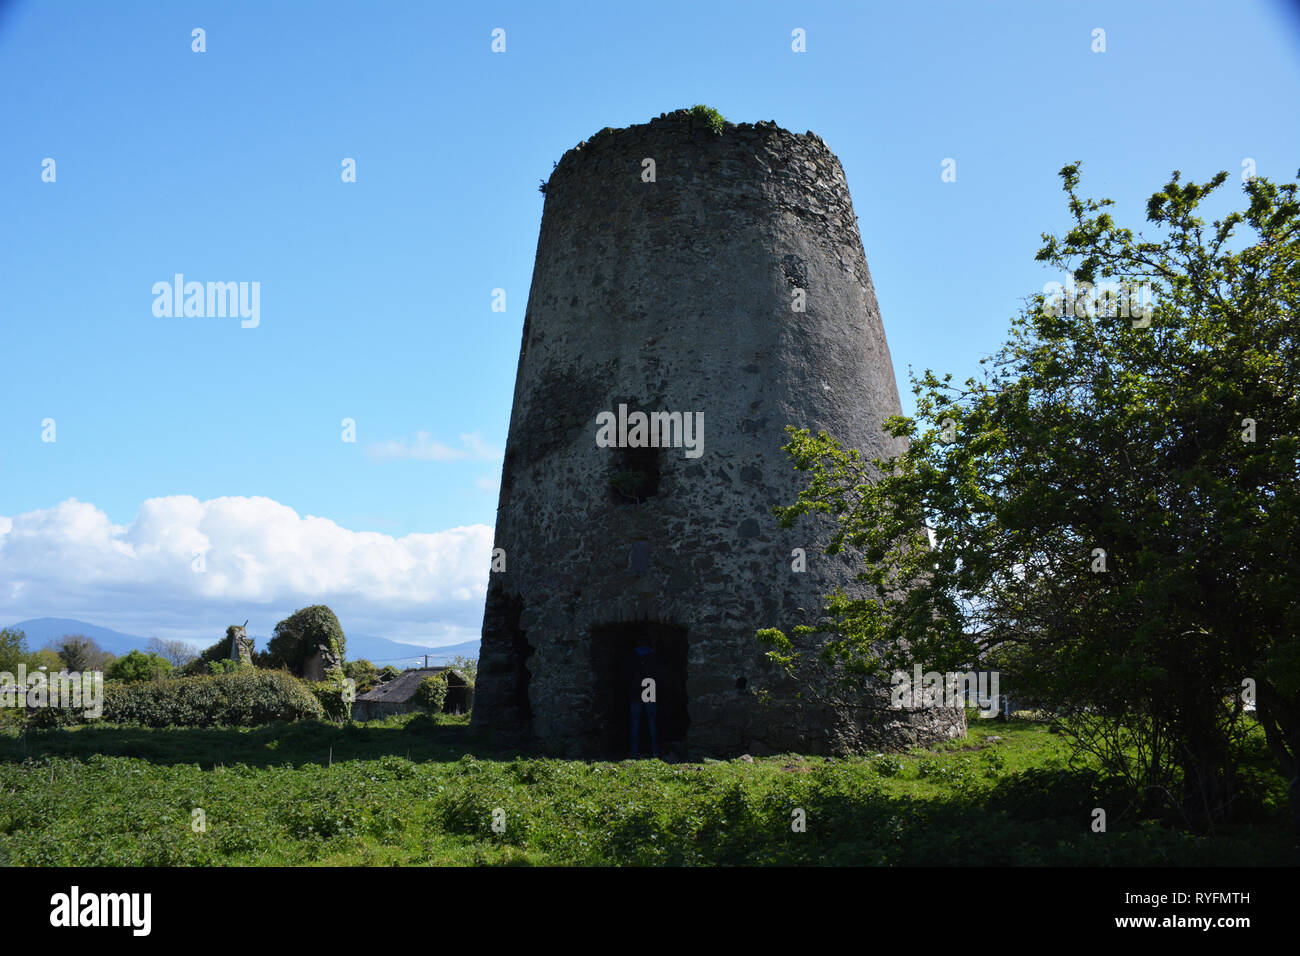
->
[625,644,660,758]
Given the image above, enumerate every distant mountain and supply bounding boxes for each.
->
[343,635,480,667]
[4,618,479,665]
[7,618,154,656]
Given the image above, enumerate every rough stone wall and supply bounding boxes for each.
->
[226,624,253,667]
[472,110,965,758]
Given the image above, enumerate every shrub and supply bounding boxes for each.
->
[106,650,173,683]
[308,680,354,723]
[94,670,324,728]
[415,673,448,714]
[871,755,904,777]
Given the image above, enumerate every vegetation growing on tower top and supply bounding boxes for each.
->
[687,104,726,134]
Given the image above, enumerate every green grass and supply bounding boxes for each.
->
[0,713,1289,866]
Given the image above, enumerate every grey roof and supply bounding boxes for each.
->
[354,666,463,704]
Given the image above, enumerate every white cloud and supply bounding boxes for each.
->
[366,431,501,462]
[0,496,493,645]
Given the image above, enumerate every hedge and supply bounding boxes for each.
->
[60,670,325,728]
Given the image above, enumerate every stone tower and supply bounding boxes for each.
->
[472,109,964,758]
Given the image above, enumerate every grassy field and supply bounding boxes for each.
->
[0,713,1289,865]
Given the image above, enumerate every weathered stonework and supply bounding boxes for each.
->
[301,642,340,682]
[226,623,254,667]
[471,110,965,758]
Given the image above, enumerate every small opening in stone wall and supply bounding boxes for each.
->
[735,676,747,690]
[609,445,662,503]
[591,622,689,758]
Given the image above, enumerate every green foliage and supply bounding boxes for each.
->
[23,649,62,672]
[308,679,354,724]
[265,606,346,677]
[344,659,378,694]
[47,670,325,728]
[0,628,27,674]
[447,656,477,686]
[186,629,247,676]
[378,665,401,682]
[871,755,904,777]
[687,103,726,134]
[0,717,1287,865]
[415,673,448,714]
[760,163,1300,830]
[106,651,172,683]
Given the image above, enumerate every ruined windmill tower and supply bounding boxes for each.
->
[472,109,965,758]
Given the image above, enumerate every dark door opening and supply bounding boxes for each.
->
[591,622,689,758]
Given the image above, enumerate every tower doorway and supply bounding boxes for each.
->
[590,622,689,759]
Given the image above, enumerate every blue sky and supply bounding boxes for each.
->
[1,0,1297,645]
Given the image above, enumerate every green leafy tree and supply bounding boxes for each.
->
[760,164,1300,831]
[265,606,346,678]
[447,655,477,686]
[24,649,62,673]
[0,628,27,674]
[106,650,173,683]
[344,659,379,694]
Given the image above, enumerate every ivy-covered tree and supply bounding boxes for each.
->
[759,164,1299,831]
[265,605,346,678]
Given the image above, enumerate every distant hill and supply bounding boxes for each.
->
[4,618,479,665]
[6,618,152,657]
[343,635,480,667]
